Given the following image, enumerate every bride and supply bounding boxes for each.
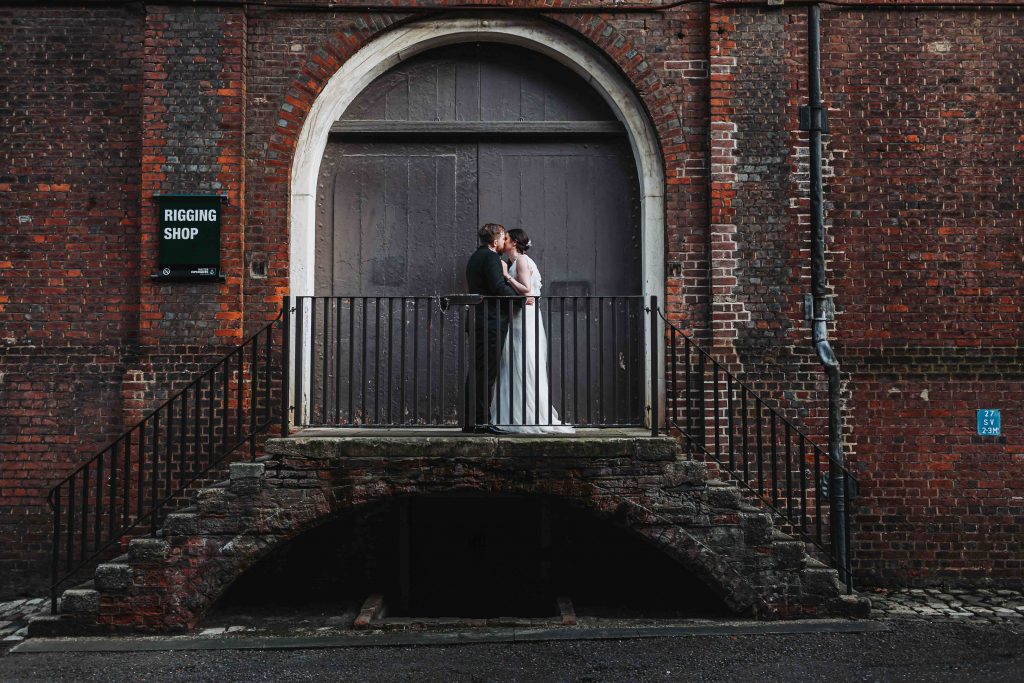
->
[489,229,575,434]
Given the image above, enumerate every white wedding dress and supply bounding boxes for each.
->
[489,255,575,434]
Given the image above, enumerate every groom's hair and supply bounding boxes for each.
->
[478,223,505,246]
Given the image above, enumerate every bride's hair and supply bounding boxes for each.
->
[507,228,531,253]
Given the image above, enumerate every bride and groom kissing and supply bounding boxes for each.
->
[464,223,574,435]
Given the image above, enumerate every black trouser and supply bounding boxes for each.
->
[465,302,511,427]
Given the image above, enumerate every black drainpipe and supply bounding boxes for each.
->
[802,3,850,589]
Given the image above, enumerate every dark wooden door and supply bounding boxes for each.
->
[315,140,638,297]
[307,43,643,426]
[477,140,639,297]
[315,142,478,296]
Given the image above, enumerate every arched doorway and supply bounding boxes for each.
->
[289,17,666,423]
[314,43,641,298]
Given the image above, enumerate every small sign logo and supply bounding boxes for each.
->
[977,409,1001,436]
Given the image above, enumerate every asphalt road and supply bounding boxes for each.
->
[2,621,1023,682]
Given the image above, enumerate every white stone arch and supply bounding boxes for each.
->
[289,16,666,425]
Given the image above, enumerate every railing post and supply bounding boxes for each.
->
[50,489,60,613]
[281,296,290,437]
[649,296,658,437]
[466,302,476,431]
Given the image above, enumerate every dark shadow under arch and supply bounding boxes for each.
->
[211,493,733,621]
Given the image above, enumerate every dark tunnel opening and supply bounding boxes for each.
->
[212,495,732,621]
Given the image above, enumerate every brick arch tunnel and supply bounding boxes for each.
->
[210,492,735,622]
[51,434,861,634]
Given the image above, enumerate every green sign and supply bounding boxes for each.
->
[153,195,223,281]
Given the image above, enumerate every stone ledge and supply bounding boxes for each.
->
[265,433,680,463]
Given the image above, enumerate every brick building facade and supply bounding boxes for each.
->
[1,1,1021,598]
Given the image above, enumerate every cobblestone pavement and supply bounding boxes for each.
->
[0,598,47,645]
[2,588,1023,648]
[867,587,1024,623]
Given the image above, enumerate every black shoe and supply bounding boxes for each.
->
[462,425,491,434]
[483,425,507,435]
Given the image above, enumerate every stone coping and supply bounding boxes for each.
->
[267,430,678,462]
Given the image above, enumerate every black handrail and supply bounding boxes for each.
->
[284,295,653,430]
[657,308,855,591]
[47,311,284,612]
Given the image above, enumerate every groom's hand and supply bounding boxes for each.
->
[526,297,535,306]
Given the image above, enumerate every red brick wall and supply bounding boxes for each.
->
[1,2,1021,597]
[709,6,1024,585]
[0,6,143,596]
[825,9,1024,584]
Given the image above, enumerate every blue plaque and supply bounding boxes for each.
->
[976,409,1001,436]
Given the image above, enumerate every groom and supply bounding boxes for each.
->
[464,223,524,432]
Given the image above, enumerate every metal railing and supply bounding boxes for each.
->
[658,310,855,590]
[283,295,654,430]
[46,294,855,610]
[47,313,284,611]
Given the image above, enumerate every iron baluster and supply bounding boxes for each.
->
[123,431,131,528]
[491,299,497,426]
[109,441,118,542]
[439,303,445,423]
[522,297,527,425]
[597,296,604,423]
[468,302,477,430]
[756,399,764,496]
[684,337,692,448]
[292,299,303,428]
[238,328,246,444]
[507,299,513,424]
[727,375,735,470]
[412,298,419,423]
[138,423,146,521]
[282,297,291,434]
[698,351,705,451]
[649,297,658,436]
[150,414,158,535]
[611,297,618,425]
[771,412,778,507]
[670,322,677,437]
[181,387,189,473]
[361,297,368,423]
[166,390,174,498]
[585,297,591,424]
[80,463,89,559]
[535,298,540,424]
[814,445,823,545]
[625,299,632,424]
[66,474,75,573]
[799,435,808,534]
[375,297,382,424]
[713,363,720,460]
[94,449,103,552]
[335,298,342,424]
[50,487,61,613]
[785,423,793,523]
[741,387,749,483]
[427,298,433,423]
[349,297,356,423]
[565,296,573,423]
[398,298,405,424]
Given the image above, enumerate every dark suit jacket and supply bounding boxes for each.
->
[465,246,521,329]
